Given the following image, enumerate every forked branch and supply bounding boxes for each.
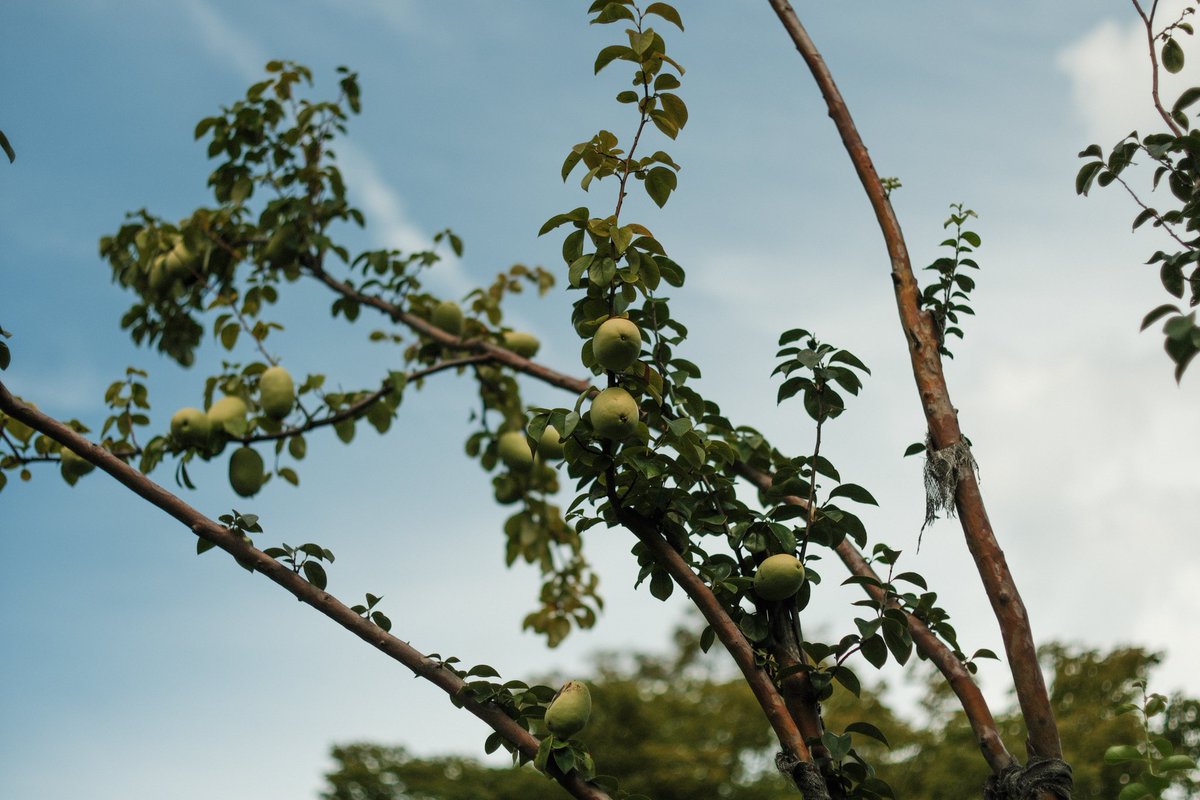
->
[765,0,1060,762]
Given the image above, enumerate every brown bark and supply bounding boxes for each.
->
[0,380,612,800]
[764,0,1060,761]
[613,505,814,765]
[303,250,1014,770]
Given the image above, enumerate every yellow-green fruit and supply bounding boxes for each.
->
[593,317,642,371]
[590,387,639,440]
[431,301,465,337]
[59,446,95,481]
[207,395,248,434]
[537,425,565,459]
[162,239,198,279]
[259,366,295,419]
[545,680,591,739]
[497,431,534,472]
[753,553,806,601]
[502,330,540,358]
[171,407,211,447]
[228,446,265,498]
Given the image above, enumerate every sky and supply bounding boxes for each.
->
[2,2,1199,799]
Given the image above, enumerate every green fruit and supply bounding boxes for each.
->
[502,330,540,358]
[545,680,591,739]
[497,431,534,472]
[431,301,465,336]
[493,477,524,505]
[229,446,265,498]
[537,425,565,459]
[162,239,198,279]
[754,554,806,601]
[208,395,248,434]
[259,366,295,419]
[593,317,642,371]
[60,446,95,482]
[590,387,639,440]
[171,407,212,447]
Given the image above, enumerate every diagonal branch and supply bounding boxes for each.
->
[610,503,815,768]
[765,0,1060,762]
[299,242,1012,771]
[0,379,612,800]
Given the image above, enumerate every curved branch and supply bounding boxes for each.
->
[765,0,1060,762]
[0,379,612,800]
[299,247,1013,771]
[611,503,814,767]
[736,463,1016,774]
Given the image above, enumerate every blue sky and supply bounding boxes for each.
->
[3,2,1199,798]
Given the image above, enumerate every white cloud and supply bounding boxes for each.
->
[179,0,268,83]
[1058,3,1200,142]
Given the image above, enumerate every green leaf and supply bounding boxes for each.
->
[860,634,888,668]
[1164,37,1186,74]
[302,560,328,589]
[903,441,926,457]
[649,569,674,601]
[594,44,635,74]
[1118,782,1151,800]
[0,129,14,163]
[0,340,9,371]
[1174,86,1200,114]
[845,720,891,748]
[644,166,677,208]
[828,483,878,506]
[645,2,684,30]
[1075,161,1104,196]
[467,664,501,678]
[1142,303,1180,331]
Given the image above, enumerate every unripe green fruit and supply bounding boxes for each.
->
[208,395,248,434]
[590,387,639,440]
[229,446,265,498]
[502,330,540,358]
[60,446,95,481]
[497,431,534,472]
[493,477,524,505]
[162,239,198,279]
[259,366,295,419]
[545,680,591,739]
[537,425,565,459]
[753,553,806,601]
[593,317,642,371]
[431,301,465,337]
[171,407,212,448]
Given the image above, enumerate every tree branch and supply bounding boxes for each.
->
[611,503,816,769]
[298,246,1013,772]
[765,0,1060,762]
[0,379,613,800]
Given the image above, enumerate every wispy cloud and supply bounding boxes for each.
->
[179,0,267,83]
[176,0,467,294]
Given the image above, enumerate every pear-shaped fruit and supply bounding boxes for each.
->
[593,317,642,371]
[545,680,591,739]
[431,301,465,337]
[753,553,806,601]
[208,395,248,434]
[497,431,534,472]
[537,425,565,459]
[59,446,95,482]
[171,407,212,448]
[259,366,295,419]
[502,331,540,358]
[229,446,265,498]
[590,387,639,440]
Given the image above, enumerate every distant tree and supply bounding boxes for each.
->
[322,636,1199,800]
